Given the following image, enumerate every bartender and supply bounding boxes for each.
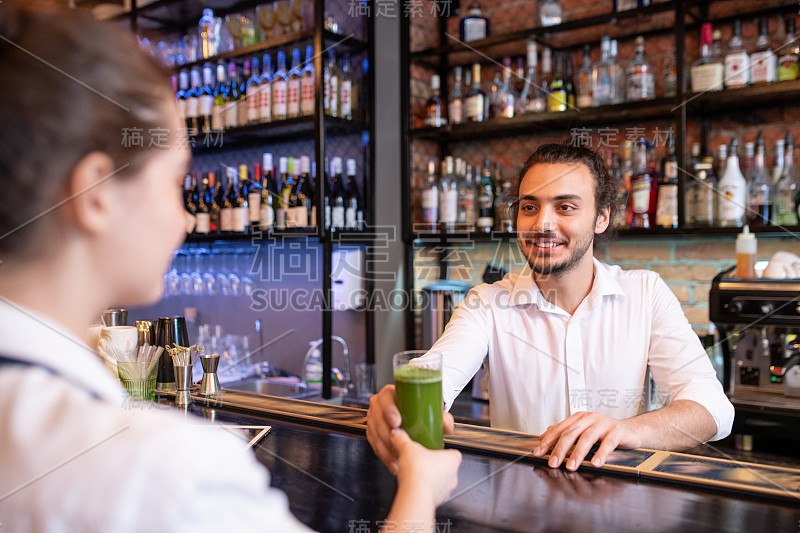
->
[0,1,460,530]
[368,143,735,474]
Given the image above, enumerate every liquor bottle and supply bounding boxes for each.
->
[330,157,346,230]
[438,157,458,233]
[488,67,502,119]
[748,133,772,227]
[185,67,200,132]
[724,20,749,89]
[457,161,476,232]
[614,0,649,10]
[519,40,546,113]
[565,54,576,109]
[477,160,495,233]
[655,138,678,228]
[536,0,563,27]
[513,58,526,104]
[195,174,211,235]
[591,36,615,106]
[220,170,235,232]
[772,139,785,185]
[422,158,439,232]
[751,18,777,85]
[613,141,632,229]
[248,163,262,228]
[184,175,197,234]
[610,39,625,104]
[293,156,312,228]
[663,55,677,98]
[778,18,800,81]
[494,177,514,232]
[465,63,485,123]
[283,158,298,228]
[499,57,515,118]
[176,69,189,128]
[324,49,339,117]
[260,153,276,232]
[686,143,704,226]
[273,51,289,121]
[718,139,747,227]
[460,1,489,42]
[287,49,302,118]
[225,60,239,129]
[237,59,250,128]
[340,54,354,120]
[212,62,227,130]
[626,36,655,101]
[275,157,288,230]
[691,23,724,93]
[198,63,214,133]
[212,172,225,232]
[576,45,593,108]
[233,165,249,233]
[199,8,218,59]
[449,66,464,126]
[345,158,363,230]
[259,54,273,123]
[246,57,261,125]
[300,45,315,116]
[425,75,446,127]
[541,46,552,96]
[743,142,755,181]
[548,52,567,112]
[714,144,728,181]
[775,131,800,226]
[630,140,654,229]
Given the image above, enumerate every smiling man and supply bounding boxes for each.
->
[367,143,734,474]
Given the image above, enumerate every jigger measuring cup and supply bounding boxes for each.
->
[199,354,221,396]
[174,364,193,407]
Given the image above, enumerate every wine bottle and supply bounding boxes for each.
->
[212,61,227,130]
[287,48,302,118]
[477,160,495,233]
[331,157,346,230]
[198,64,214,133]
[273,51,289,121]
[260,154,276,232]
[233,165,249,233]
[259,54,273,123]
[186,68,200,132]
[196,174,211,235]
[278,157,292,229]
[184,174,197,234]
[340,53,353,120]
[248,162,262,227]
[225,61,239,129]
[300,45,315,116]
[221,170,236,232]
[246,57,261,125]
[209,172,222,232]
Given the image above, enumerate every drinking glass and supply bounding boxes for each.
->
[393,350,443,450]
[178,252,193,296]
[215,251,232,296]
[165,252,180,297]
[190,249,204,296]
[257,3,276,39]
[275,0,292,36]
[226,252,242,297]
[236,249,254,297]
[225,14,244,48]
[118,361,158,401]
[202,252,216,296]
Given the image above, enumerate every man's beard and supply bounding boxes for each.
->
[521,231,594,278]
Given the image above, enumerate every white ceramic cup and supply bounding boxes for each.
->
[99,326,138,355]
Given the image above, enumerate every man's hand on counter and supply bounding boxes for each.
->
[532,411,642,471]
[366,384,455,474]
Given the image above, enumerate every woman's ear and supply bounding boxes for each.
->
[64,151,118,236]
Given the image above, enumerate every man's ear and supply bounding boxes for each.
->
[65,151,117,236]
[594,204,611,234]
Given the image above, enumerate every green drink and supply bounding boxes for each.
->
[393,352,443,450]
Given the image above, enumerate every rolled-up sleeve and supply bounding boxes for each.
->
[647,275,735,441]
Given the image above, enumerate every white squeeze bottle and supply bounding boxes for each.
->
[717,139,746,227]
[735,225,757,278]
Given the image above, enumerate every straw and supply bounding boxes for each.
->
[111,344,163,379]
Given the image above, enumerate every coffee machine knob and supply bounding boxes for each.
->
[725,301,743,315]
[760,303,773,315]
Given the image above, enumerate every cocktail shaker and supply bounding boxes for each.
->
[155,316,189,391]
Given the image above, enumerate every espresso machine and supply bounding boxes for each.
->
[710,267,800,445]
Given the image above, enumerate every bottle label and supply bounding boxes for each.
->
[260,206,274,230]
[463,18,486,42]
[237,97,248,128]
[449,100,463,124]
[345,206,356,229]
[421,189,438,224]
[341,80,352,117]
[186,96,199,118]
[199,95,214,118]
[185,212,196,234]
[246,86,260,122]
[288,79,300,116]
[177,99,186,121]
[778,54,799,81]
[439,189,458,224]
[233,207,248,232]
[329,76,339,116]
[718,183,746,221]
[465,95,484,120]
[332,206,345,228]
[220,208,233,232]
[248,192,261,223]
[325,205,331,229]
[690,64,724,93]
[260,84,272,122]
[750,50,776,84]
[293,206,309,227]
[273,80,288,118]
[195,213,210,234]
[224,100,238,128]
[276,208,287,230]
[459,192,475,225]
[724,53,750,88]
[626,70,654,101]
[631,178,651,214]
[478,190,493,210]
[655,184,678,227]
[577,95,592,108]
[211,102,224,131]
[301,76,315,115]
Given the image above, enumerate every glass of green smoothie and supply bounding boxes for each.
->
[393,350,443,450]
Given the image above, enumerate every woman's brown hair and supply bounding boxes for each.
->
[0,0,174,256]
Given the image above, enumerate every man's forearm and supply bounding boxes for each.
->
[625,399,717,450]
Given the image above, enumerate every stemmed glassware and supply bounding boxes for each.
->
[190,249,205,296]
[236,249,255,297]
[225,14,244,48]
[257,3,276,39]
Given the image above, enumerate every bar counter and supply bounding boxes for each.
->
[159,389,800,533]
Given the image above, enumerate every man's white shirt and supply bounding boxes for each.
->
[427,258,734,441]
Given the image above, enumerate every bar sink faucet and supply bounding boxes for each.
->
[302,336,350,394]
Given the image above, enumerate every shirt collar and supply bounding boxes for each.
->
[0,298,123,402]
[508,258,625,313]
